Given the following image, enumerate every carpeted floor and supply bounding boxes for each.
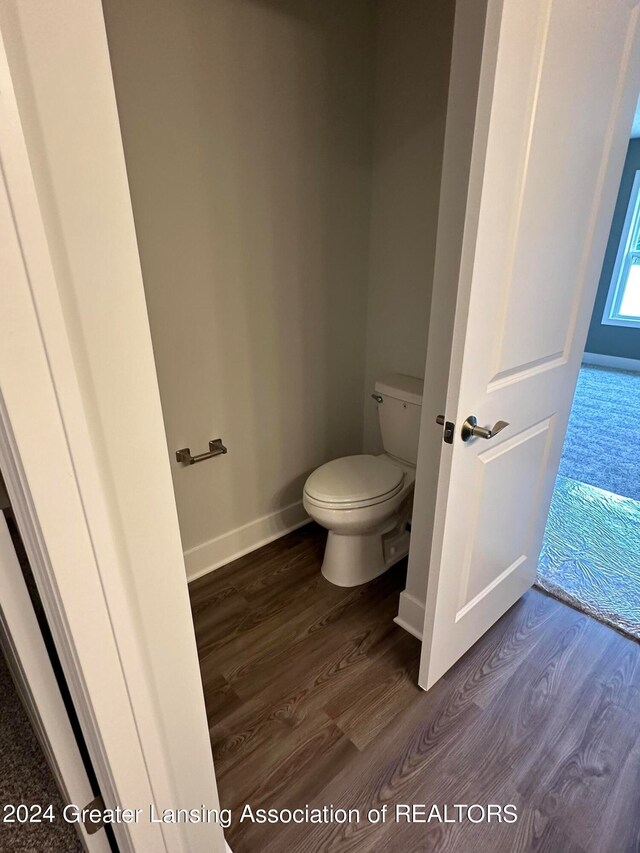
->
[537,364,640,641]
[537,475,640,639]
[0,649,83,851]
[558,364,640,500]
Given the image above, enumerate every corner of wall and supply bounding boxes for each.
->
[184,502,310,582]
[361,0,455,457]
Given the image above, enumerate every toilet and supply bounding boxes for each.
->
[303,374,423,587]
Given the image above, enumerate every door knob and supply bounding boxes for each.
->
[461,415,509,442]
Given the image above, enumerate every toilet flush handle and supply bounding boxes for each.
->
[371,393,383,403]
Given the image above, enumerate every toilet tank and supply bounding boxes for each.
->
[374,374,424,465]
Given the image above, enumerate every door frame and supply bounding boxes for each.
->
[0,512,111,853]
[0,78,166,853]
[0,6,225,853]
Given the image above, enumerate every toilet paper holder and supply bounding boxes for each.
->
[175,438,228,465]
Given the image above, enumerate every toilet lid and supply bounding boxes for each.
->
[304,455,403,505]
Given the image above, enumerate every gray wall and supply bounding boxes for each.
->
[103,0,376,568]
[362,0,454,452]
[585,138,640,359]
[103,0,455,577]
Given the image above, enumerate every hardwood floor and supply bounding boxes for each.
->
[189,523,640,853]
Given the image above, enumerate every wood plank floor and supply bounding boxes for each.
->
[189,523,640,853]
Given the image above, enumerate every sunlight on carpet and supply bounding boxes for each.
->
[537,476,640,639]
[537,365,640,640]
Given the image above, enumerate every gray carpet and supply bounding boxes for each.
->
[537,475,640,640]
[0,649,83,851]
[537,364,640,641]
[558,364,640,500]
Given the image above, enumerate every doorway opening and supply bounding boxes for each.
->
[537,131,640,642]
[4,0,640,847]
[99,0,457,844]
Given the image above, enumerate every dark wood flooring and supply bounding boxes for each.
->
[189,523,640,853]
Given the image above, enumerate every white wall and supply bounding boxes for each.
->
[362,0,455,452]
[102,0,376,577]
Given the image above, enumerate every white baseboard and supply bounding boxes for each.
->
[394,589,425,640]
[582,351,640,372]
[184,501,310,582]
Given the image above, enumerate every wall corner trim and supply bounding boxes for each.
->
[184,501,311,581]
[394,589,425,640]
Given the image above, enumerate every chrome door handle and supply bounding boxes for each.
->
[461,416,509,442]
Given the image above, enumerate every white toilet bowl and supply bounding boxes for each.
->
[303,373,423,587]
[303,454,416,586]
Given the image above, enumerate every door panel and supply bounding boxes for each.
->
[459,418,552,612]
[420,0,640,689]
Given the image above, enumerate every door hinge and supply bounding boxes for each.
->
[82,794,105,835]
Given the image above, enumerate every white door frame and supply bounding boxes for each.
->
[0,80,165,853]
[0,513,111,853]
[0,6,225,852]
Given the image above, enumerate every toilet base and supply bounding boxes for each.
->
[320,513,411,587]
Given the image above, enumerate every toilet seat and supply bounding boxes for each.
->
[303,455,404,510]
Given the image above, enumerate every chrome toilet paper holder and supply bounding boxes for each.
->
[175,438,228,466]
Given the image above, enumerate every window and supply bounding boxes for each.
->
[603,170,640,327]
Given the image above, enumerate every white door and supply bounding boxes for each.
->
[420,0,640,689]
[0,514,111,852]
